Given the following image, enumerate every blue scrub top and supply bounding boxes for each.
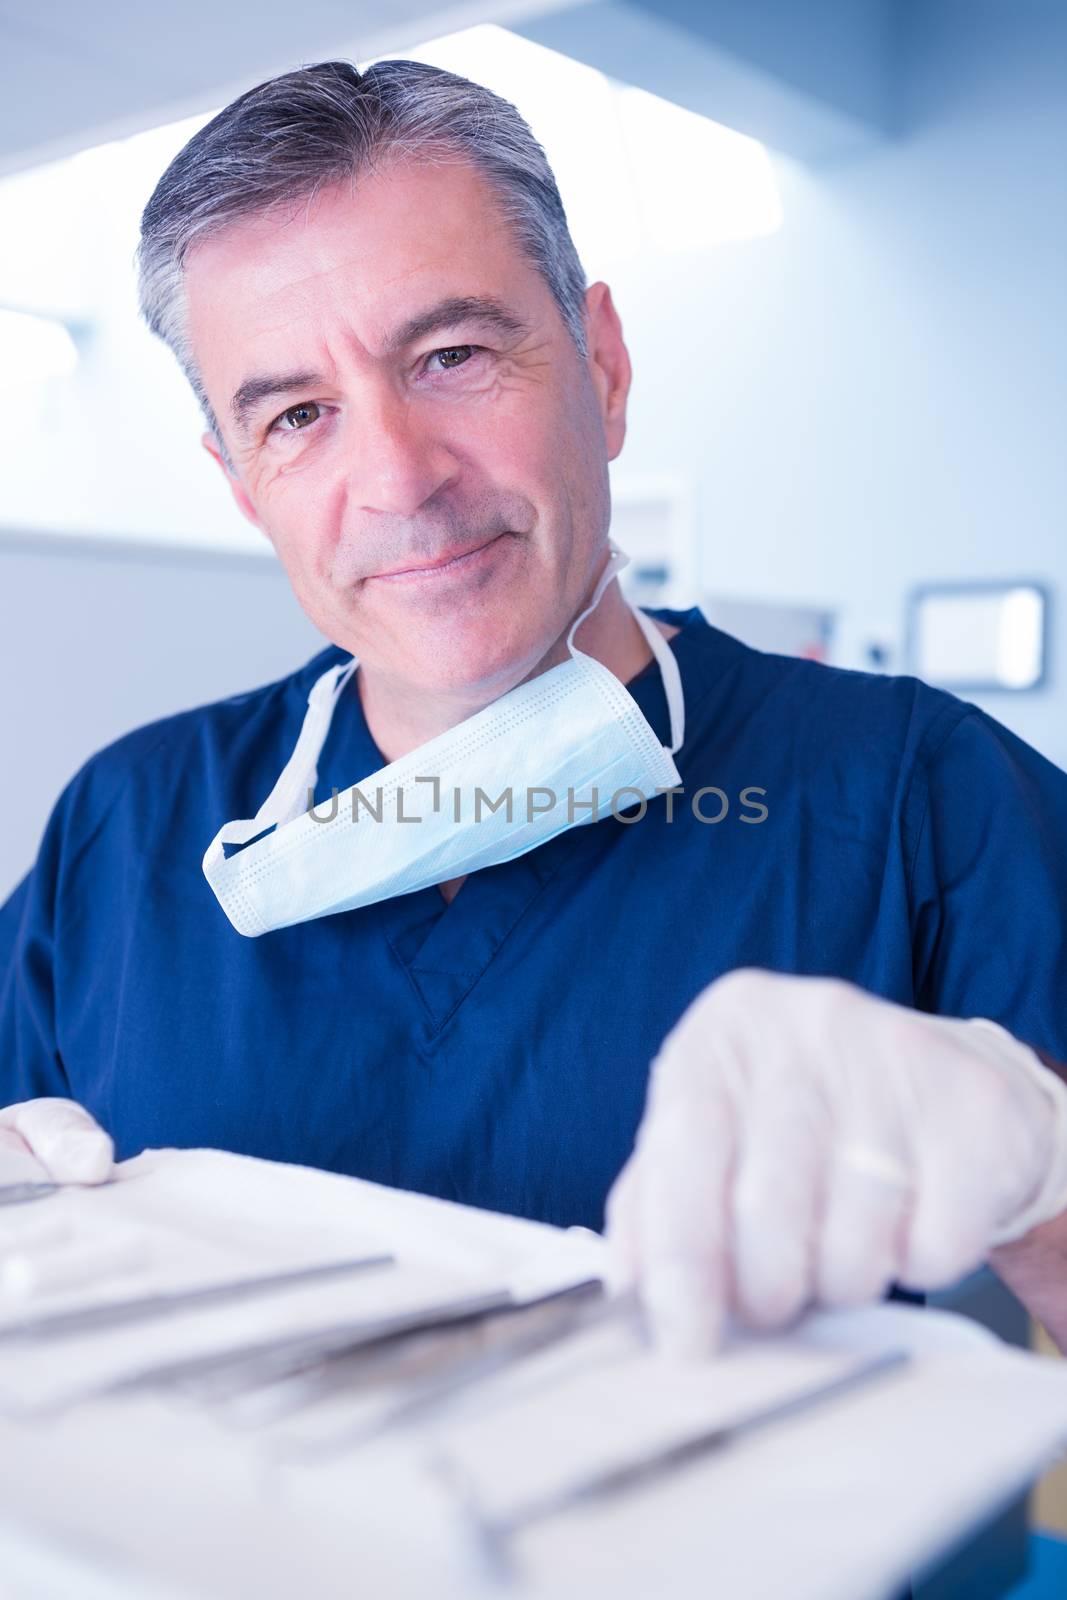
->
[3,609,1066,1230]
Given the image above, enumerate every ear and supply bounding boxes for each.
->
[582,282,632,461]
[201,431,264,533]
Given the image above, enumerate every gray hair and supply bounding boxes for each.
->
[137,58,588,455]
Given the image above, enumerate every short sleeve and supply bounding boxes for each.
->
[908,706,1067,1058]
[0,804,75,1106]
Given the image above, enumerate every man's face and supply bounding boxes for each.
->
[185,157,631,698]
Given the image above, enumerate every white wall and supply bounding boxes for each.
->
[606,0,1067,766]
[0,118,264,554]
[0,534,326,900]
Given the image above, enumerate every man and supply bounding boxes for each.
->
[2,58,1066,1359]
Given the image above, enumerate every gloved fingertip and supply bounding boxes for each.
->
[53,1131,115,1186]
[643,1262,722,1362]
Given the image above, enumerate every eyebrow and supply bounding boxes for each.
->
[383,295,529,354]
[230,370,325,433]
[229,296,529,437]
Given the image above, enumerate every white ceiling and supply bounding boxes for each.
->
[0,0,898,182]
[0,0,562,175]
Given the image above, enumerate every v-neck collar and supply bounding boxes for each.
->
[310,610,701,1032]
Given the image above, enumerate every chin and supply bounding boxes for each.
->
[406,622,544,699]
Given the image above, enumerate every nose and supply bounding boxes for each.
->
[342,388,459,517]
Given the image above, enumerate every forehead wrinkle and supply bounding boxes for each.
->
[239,241,521,345]
[208,231,544,444]
[230,280,529,407]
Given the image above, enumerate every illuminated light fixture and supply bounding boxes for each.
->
[998,586,1045,689]
[397,25,782,267]
[908,582,1047,692]
[0,307,78,381]
[616,85,782,248]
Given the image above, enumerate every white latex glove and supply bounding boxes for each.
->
[0,1099,114,1185]
[606,970,1067,1357]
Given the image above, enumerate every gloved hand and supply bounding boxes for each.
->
[0,1099,114,1185]
[606,970,1067,1357]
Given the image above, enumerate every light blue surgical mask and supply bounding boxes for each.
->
[203,545,685,936]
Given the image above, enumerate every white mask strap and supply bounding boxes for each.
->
[262,657,358,827]
[202,657,357,866]
[565,543,629,651]
[629,606,686,756]
[566,541,685,757]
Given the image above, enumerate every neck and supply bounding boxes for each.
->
[358,580,655,763]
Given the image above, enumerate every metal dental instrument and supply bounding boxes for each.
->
[435,1344,912,1584]
[128,1278,605,1406]
[0,1182,59,1207]
[0,1253,395,1341]
[111,1286,523,1398]
[0,1141,60,1207]
[268,1278,616,1454]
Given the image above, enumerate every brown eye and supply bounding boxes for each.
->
[434,346,473,369]
[279,402,321,430]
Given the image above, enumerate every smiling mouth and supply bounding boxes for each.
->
[370,533,506,583]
